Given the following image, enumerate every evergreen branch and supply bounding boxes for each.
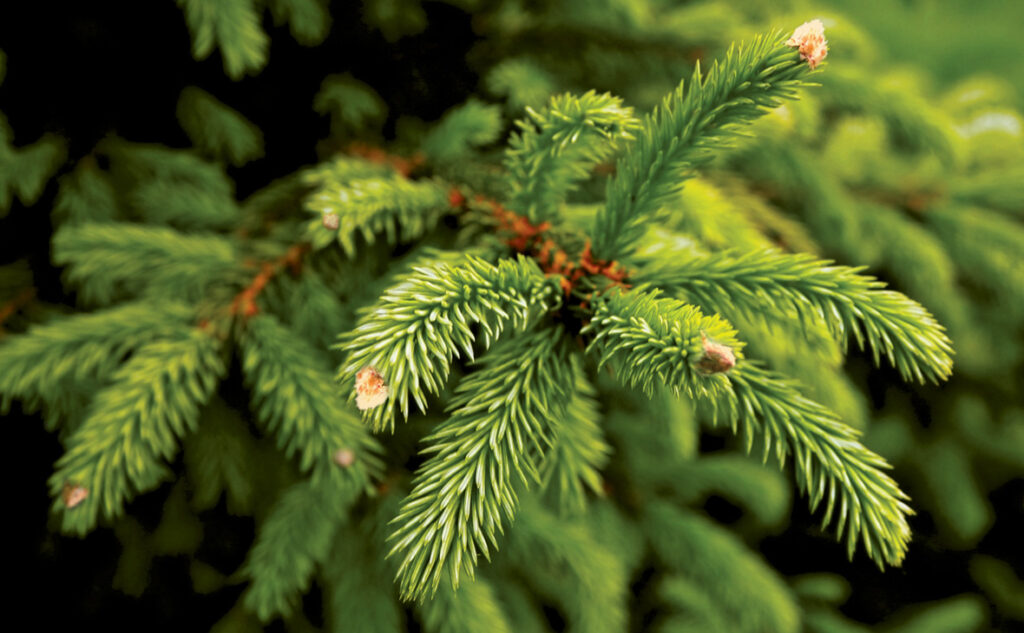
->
[48,329,225,535]
[240,315,383,483]
[594,31,815,260]
[267,0,331,46]
[130,179,241,229]
[182,397,257,514]
[723,363,913,567]
[177,86,264,166]
[305,175,449,255]
[0,133,67,215]
[820,67,960,166]
[538,358,610,514]
[243,476,356,621]
[504,90,639,223]
[505,497,628,633]
[422,98,503,164]
[582,287,743,403]
[324,496,404,633]
[485,58,558,112]
[388,326,574,601]
[314,74,388,135]
[643,249,954,383]
[337,254,557,432]
[0,301,194,413]
[645,502,800,633]
[176,0,269,79]
[99,140,235,200]
[52,222,239,304]
[927,205,1024,318]
[54,160,120,225]
[417,576,512,633]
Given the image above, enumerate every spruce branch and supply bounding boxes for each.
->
[337,254,558,432]
[243,476,356,621]
[387,326,574,601]
[325,496,405,633]
[314,74,388,135]
[645,502,800,633]
[130,179,241,230]
[177,86,264,166]
[267,0,331,46]
[422,98,503,164]
[54,160,120,225]
[504,90,639,224]
[49,329,225,535]
[723,363,913,567]
[240,315,383,484]
[0,133,67,215]
[643,249,954,383]
[538,358,611,515]
[593,31,816,260]
[417,576,513,633]
[176,0,269,79]
[304,175,450,256]
[52,222,239,304]
[582,287,743,403]
[506,497,628,633]
[0,301,194,413]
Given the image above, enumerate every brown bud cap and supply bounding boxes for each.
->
[62,482,89,508]
[322,212,340,230]
[697,332,736,374]
[333,448,356,468]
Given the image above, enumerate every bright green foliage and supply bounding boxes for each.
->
[177,0,269,79]
[0,301,194,413]
[642,249,954,383]
[417,576,512,633]
[584,288,744,402]
[537,362,610,514]
[305,174,450,255]
[177,86,264,166]
[53,223,239,304]
[505,91,639,223]
[48,329,225,534]
[240,315,382,484]
[338,255,557,431]
[7,4,1017,631]
[594,32,816,260]
[388,326,574,600]
[725,364,912,566]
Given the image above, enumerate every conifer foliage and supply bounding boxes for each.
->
[3,3,1021,632]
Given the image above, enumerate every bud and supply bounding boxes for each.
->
[333,448,356,468]
[696,332,736,374]
[322,212,340,230]
[355,366,389,410]
[61,482,89,508]
[786,19,828,70]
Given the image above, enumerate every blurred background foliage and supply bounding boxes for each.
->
[1,0,1021,631]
